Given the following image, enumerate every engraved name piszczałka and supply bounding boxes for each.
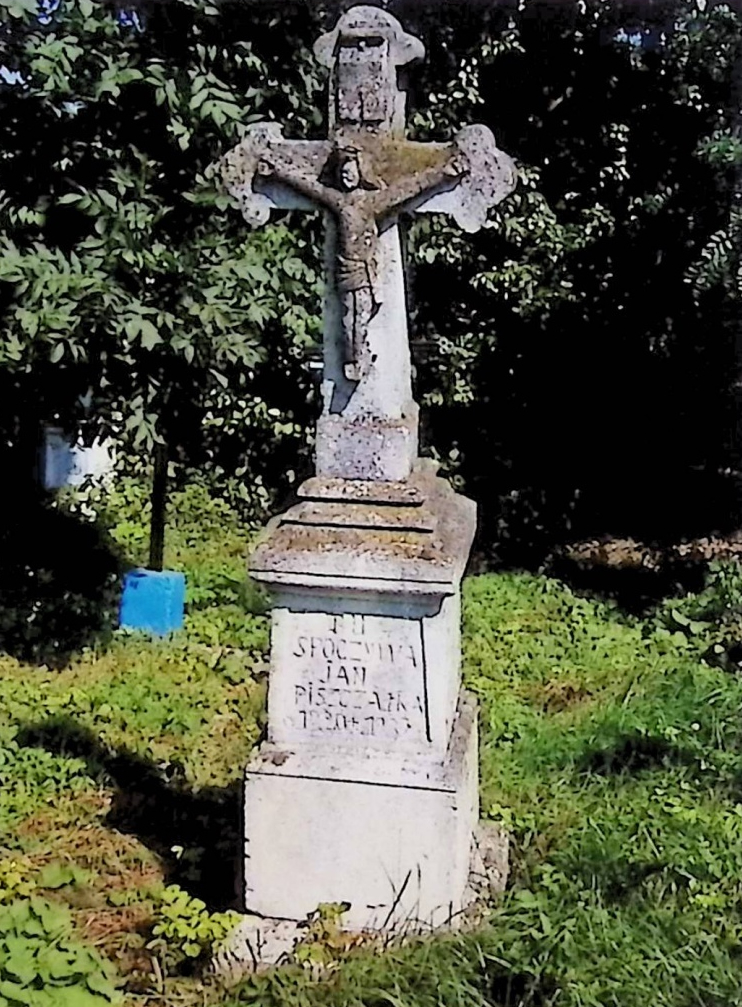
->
[287,614,427,742]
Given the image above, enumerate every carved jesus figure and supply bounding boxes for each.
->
[256,144,466,382]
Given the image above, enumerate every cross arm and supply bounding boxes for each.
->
[256,147,342,214]
[220,122,332,226]
[414,124,517,233]
[372,143,466,223]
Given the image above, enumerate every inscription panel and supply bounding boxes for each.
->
[270,610,430,749]
[335,39,391,126]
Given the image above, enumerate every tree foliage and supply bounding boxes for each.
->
[1,0,741,550]
[398,0,742,553]
[0,0,323,512]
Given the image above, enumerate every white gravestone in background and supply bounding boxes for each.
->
[220,5,517,935]
[42,427,115,490]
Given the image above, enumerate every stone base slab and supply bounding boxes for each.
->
[243,694,478,931]
[214,820,509,980]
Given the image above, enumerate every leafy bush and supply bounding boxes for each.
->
[0,857,36,904]
[148,884,241,969]
[291,902,366,974]
[4,0,742,553]
[0,726,94,829]
[0,897,121,1006]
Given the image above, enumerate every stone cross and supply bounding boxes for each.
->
[221,4,516,482]
[212,6,519,946]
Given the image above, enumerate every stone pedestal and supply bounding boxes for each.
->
[246,463,481,931]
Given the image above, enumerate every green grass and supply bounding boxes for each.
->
[459,574,742,1006]
[227,573,742,1007]
[3,481,742,1005]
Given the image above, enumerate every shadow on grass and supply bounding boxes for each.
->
[545,552,707,616]
[0,490,123,667]
[578,734,695,776]
[487,971,556,1007]
[16,716,243,912]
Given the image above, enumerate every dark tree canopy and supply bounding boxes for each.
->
[1,0,741,556]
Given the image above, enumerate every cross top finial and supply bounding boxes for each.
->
[314,6,424,136]
[314,6,425,69]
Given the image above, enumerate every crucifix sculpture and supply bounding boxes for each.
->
[212,6,520,947]
[221,4,517,482]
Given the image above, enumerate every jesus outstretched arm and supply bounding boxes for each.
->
[373,154,468,222]
[257,152,343,214]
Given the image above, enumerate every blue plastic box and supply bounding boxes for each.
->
[119,569,186,636]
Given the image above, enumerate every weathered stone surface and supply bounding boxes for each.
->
[466,822,510,905]
[212,816,509,979]
[211,915,303,978]
[419,125,517,232]
[282,499,436,533]
[266,591,461,756]
[242,472,479,931]
[315,404,419,483]
[298,476,425,506]
[250,466,476,595]
[219,6,517,483]
[243,692,479,931]
[313,4,425,141]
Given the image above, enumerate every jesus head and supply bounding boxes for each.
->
[337,150,362,192]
